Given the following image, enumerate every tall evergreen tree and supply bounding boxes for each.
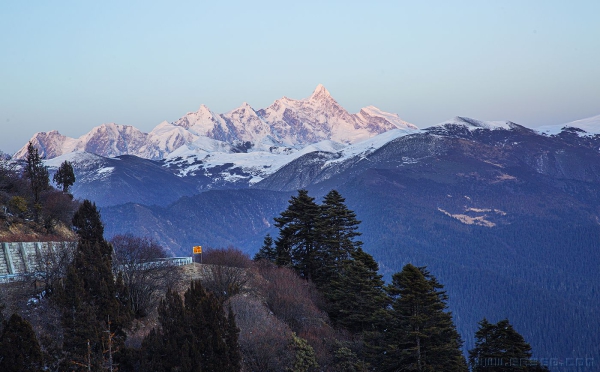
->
[469,319,549,372]
[140,281,241,372]
[184,280,240,372]
[384,264,467,372]
[254,234,277,262]
[274,189,323,281]
[275,228,293,267]
[226,305,242,370]
[24,142,49,218]
[58,200,131,370]
[140,287,190,370]
[53,160,76,193]
[315,189,362,287]
[326,248,389,334]
[71,199,105,243]
[0,313,43,372]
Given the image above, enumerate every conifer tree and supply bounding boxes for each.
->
[315,189,362,288]
[140,281,241,372]
[0,313,43,372]
[332,346,369,372]
[184,280,240,372]
[53,160,75,193]
[58,200,131,370]
[469,318,549,372]
[275,228,293,267]
[326,248,389,334]
[254,234,277,262]
[140,287,190,370]
[384,264,467,372]
[71,199,105,243]
[274,189,323,281]
[226,305,242,370]
[289,332,319,372]
[24,142,49,219]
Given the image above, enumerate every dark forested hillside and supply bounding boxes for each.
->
[329,127,600,363]
[101,126,600,369]
[339,174,600,363]
[53,154,200,207]
[102,189,292,256]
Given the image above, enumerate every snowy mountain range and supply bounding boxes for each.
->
[14,84,417,161]
[15,84,599,201]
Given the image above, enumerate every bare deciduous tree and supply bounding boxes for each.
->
[40,192,78,233]
[228,294,294,372]
[110,234,182,318]
[201,246,252,268]
[256,263,327,334]
[34,242,76,294]
[200,246,252,301]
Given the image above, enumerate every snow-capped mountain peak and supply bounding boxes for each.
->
[173,104,228,139]
[163,84,415,149]
[77,123,148,158]
[358,106,419,131]
[198,104,211,113]
[13,130,77,159]
[226,102,257,116]
[428,116,515,132]
[536,114,600,136]
[15,85,415,160]
[309,84,333,101]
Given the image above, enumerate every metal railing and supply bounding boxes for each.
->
[114,257,192,272]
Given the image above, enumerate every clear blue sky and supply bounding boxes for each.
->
[1,1,599,154]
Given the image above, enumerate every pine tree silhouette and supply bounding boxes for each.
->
[0,313,43,372]
[384,264,467,372]
[57,200,131,370]
[140,280,241,371]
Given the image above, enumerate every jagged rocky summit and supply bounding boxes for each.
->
[14,84,417,160]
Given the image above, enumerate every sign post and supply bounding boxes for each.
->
[193,245,202,264]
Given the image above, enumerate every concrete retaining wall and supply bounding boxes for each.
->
[0,241,76,278]
[0,242,192,283]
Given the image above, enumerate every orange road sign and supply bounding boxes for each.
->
[193,246,202,254]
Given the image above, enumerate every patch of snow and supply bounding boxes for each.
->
[44,151,107,168]
[164,131,415,185]
[97,167,114,175]
[359,106,419,130]
[429,116,514,131]
[325,129,418,166]
[536,114,600,136]
[466,208,491,213]
[438,207,496,227]
[167,136,236,158]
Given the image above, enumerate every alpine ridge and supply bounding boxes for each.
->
[14,85,418,160]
